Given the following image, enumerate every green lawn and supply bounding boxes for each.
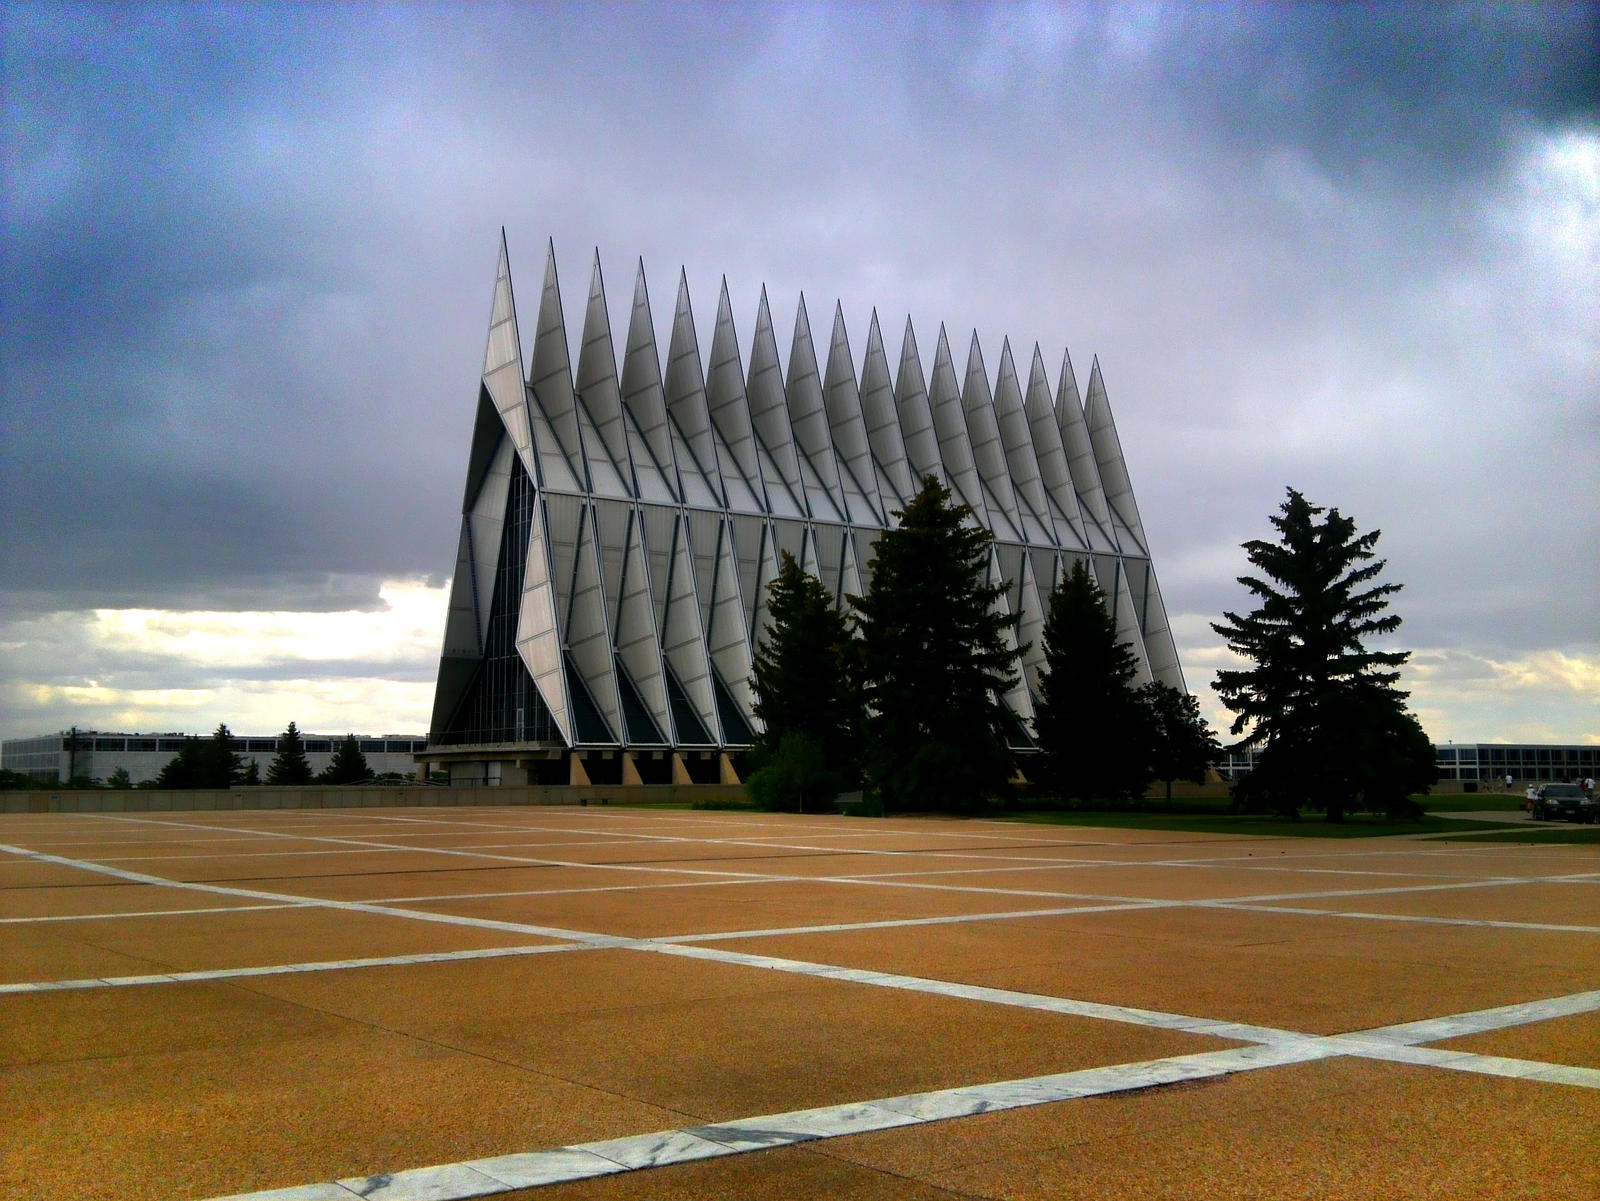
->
[1419,794,1525,813]
[996,807,1525,840]
[1431,824,1600,845]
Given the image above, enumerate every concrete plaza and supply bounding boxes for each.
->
[2,807,1595,1199]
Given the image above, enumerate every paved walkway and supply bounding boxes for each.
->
[3,807,1596,1200]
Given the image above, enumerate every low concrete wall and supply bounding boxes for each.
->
[1,783,751,815]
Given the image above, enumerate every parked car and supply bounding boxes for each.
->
[1531,783,1596,823]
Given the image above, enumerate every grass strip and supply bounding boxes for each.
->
[996,811,1528,839]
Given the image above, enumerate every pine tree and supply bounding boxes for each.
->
[747,552,862,810]
[266,721,314,785]
[319,734,372,785]
[1032,561,1151,803]
[751,553,862,766]
[1211,488,1431,821]
[1137,681,1220,802]
[202,723,248,788]
[156,737,206,788]
[851,475,1022,812]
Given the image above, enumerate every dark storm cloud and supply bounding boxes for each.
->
[2,1,1594,693]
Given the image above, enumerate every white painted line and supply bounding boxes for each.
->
[1203,901,1600,935]
[205,1043,1326,1201]
[0,942,590,995]
[0,903,307,924]
[1358,989,1600,1045]
[85,814,1600,928]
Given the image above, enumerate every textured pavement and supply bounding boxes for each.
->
[1,806,1596,1200]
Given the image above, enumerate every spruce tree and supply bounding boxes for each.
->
[751,552,862,767]
[202,723,248,788]
[1137,681,1220,802]
[266,721,314,785]
[747,552,862,810]
[155,737,205,788]
[319,735,372,785]
[851,475,1021,812]
[1211,488,1430,820]
[1032,561,1150,803]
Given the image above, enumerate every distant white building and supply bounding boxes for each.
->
[1,730,427,785]
[1218,743,1600,786]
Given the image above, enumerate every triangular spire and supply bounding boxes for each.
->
[574,250,634,496]
[785,294,847,521]
[961,331,1021,536]
[860,310,913,508]
[664,270,725,505]
[482,231,534,475]
[705,279,766,509]
[1025,344,1088,550]
[746,286,806,517]
[928,324,987,523]
[528,239,587,490]
[823,301,884,525]
[1084,357,1148,552]
[894,316,942,489]
[619,259,679,503]
[1056,348,1115,550]
[993,338,1051,541]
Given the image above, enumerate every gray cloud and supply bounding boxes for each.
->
[2,1,1595,737]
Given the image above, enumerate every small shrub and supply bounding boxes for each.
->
[745,733,845,813]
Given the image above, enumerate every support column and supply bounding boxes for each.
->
[719,753,741,785]
[622,752,644,786]
[671,753,692,785]
[569,753,591,786]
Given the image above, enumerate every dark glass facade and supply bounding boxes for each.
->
[436,450,561,746]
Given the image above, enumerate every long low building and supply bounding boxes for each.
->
[1218,743,1600,786]
[422,236,1184,788]
[1,731,428,785]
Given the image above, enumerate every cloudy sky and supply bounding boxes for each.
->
[3,1,1596,748]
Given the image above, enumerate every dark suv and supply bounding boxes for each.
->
[1532,783,1596,823]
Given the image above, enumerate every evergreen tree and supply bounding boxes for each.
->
[1032,561,1151,803]
[1137,681,1220,802]
[750,552,862,773]
[156,737,206,788]
[851,475,1022,812]
[1212,488,1432,821]
[266,721,314,785]
[319,735,372,785]
[202,723,248,788]
[107,767,134,790]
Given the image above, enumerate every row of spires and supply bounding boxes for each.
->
[480,234,1149,559]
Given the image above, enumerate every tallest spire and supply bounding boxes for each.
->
[483,229,532,462]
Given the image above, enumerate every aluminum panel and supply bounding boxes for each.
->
[1084,359,1149,554]
[665,272,726,507]
[859,310,914,507]
[823,302,883,524]
[961,332,1021,529]
[620,262,680,503]
[705,280,766,509]
[927,326,988,525]
[574,252,635,495]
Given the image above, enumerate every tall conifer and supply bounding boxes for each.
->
[852,475,1021,812]
[1032,561,1150,802]
[319,735,372,785]
[266,721,314,785]
[750,551,862,776]
[1212,488,1431,820]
